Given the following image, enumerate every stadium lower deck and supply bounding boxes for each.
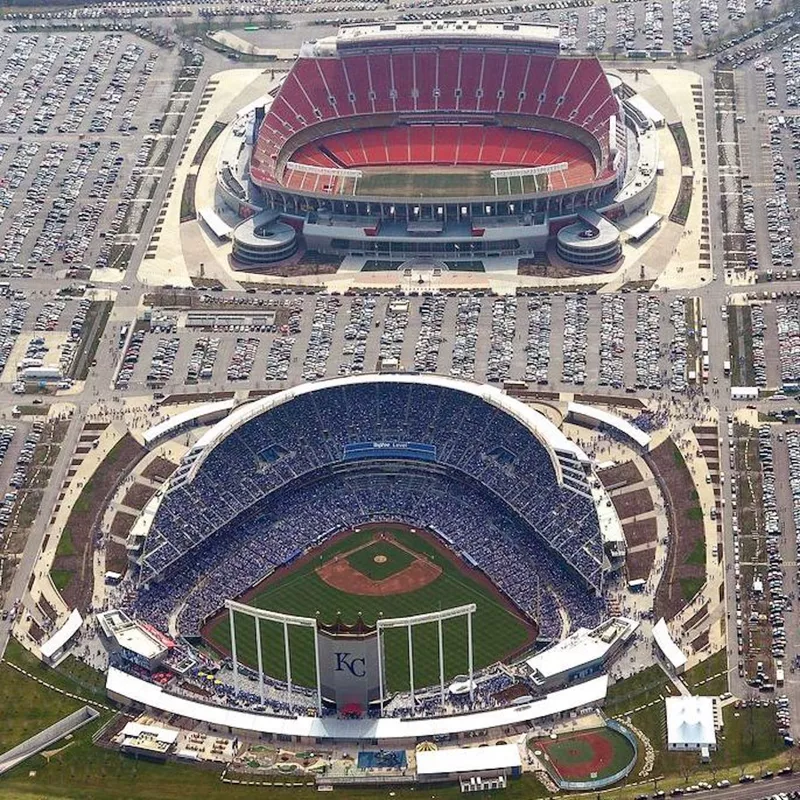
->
[284,125,597,195]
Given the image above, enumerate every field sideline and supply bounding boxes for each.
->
[205,524,536,692]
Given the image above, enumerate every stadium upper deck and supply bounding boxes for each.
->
[135,375,608,592]
[250,23,623,201]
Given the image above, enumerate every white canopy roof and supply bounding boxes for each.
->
[526,617,638,679]
[121,721,179,745]
[568,402,651,448]
[107,669,607,741]
[40,609,82,659]
[666,696,716,747]
[653,618,688,670]
[416,743,521,775]
[143,399,236,446]
[628,94,665,127]
[198,207,232,240]
[626,212,663,242]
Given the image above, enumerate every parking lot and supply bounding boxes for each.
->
[106,290,687,395]
[0,30,179,281]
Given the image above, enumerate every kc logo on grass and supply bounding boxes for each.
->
[334,651,366,678]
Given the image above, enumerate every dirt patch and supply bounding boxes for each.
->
[623,518,657,548]
[648,438,706,621]
[612,488,654,520]
[51,434,147,612]
[110,511,137,539]
[626,545,656,582]
[317,553,441,596]
[142,456,177,483]
[517,259,587,278]
[161,391,234,406]
[122,482,157,511]
[573,393,644,408]
[105,539,128,576]
[684,603,709,631]
[599,460,643,490]
[692,629,710,652]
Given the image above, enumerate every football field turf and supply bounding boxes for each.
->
[355,168,547,197]
[206,526,535,692]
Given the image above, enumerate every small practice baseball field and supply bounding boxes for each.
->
[533,726,636,784]
[204,524,536,692]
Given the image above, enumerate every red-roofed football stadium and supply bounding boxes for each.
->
[238,21,643,269]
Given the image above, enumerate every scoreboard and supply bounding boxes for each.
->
[342,441,437,462]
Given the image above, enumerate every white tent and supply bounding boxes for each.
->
[666,696,717,751]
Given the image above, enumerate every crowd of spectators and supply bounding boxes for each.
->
[128,466,604,646]
[139,382,605,591]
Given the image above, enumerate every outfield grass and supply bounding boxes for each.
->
[208,527,533,692]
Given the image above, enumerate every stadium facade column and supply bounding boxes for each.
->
[229,605,240,696]
[255,616,264,704]
[408,623,415,705]
[468,609,474,704]
[377,628,385,715]
[313,625,322,716]
[438,617,445,707]
[283,620,293,708]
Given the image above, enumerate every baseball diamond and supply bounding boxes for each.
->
[534,727,637,782]
[316,533,443,593]
[203,524,537,691]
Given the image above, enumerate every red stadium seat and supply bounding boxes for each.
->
[390,52,416,112]
[479,52,506,113]
[368,53,394,114]
[341,55,372,116]
[457,51,482,113]
[537,58,580,119]
[254,48,618,187]
[434,126,458,164]
[436,49,460,111]
[415,51,438,112]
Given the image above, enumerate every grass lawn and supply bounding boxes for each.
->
[606,664,677,717]
[191,120,226,166]
[208,527,533,692]
[3,639,107,702]
[56,529,76,558]
[681,576,705,602]
[346,539,414,580]
[70,301,112,381]
[686,537,706,566]
[686,506,704,522]
[51,569,74,593]
[684,649,728,694]
[0,659,85,752]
